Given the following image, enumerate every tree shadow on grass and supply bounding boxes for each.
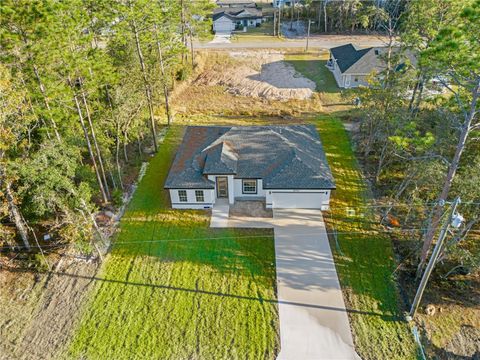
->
[1,267,391,320]
[112,218,277,288]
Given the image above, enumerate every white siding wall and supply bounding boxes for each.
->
[169,189,215,209]
[233,179,266,199]
[331,65,345,88]
[265,189,331,210]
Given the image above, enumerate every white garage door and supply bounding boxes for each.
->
[214,18,234,33]
[272,192,326,209]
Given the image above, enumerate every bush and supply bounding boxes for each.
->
[111,189,124,207]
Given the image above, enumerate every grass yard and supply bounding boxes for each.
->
[67,126,279,359]
[285,51,347,110]
[316,116,418,360]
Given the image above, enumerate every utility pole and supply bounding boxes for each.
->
[278,6,282,37]
[273,10,277,37]
[306,19,313,51]
[409,197,463,318]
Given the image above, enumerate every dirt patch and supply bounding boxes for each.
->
[194,50,316,101]
[0,258,99,360]
[230,200,273,218]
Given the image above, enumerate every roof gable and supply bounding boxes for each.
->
[330,44,372,73]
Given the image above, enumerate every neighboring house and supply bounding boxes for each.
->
[327,43,415,88]
[213,7,264,34]
[216,0,256,7]
[273,0,292,7]
[165,125,335,210]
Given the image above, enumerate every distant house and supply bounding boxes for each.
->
[273,0,292,7]
[165,125,335,210]
[213,7,264,34]
[327,43,415,88]
[216,0,256,7]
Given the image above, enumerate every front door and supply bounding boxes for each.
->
[216,177,228,198]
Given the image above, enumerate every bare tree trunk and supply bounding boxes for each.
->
[0,157,31,250]
[273,10,277,36]
[375,141,389,184]
[317,1,322,30]
[278,6,282,37]
[32,65,62,142]
[408,76,421,112]
[131,19,158,152]
[189,27,195,68]
[180,0,187,64]
[70,83,108,204]
[123,132,129,163]
[5,180,31,250]
[155,33,173,125]
[290,1,294,30]
[417,79,480,275]
[80,90,110,200]
[324,0,328,33]
[115,125,124,190]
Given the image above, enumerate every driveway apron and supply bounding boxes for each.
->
[273,209,359,360]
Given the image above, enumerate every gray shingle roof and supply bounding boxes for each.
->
[213,6,262,21]
[165,125,335,190]
[330,43,372,73]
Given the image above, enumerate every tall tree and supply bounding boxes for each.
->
[417,0,480,274]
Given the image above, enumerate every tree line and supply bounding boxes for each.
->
[351,0,480,276]
[278,0,405,33]
[0,0,212,253]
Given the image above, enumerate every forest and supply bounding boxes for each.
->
[349,0,480,279]
[1,0,213,258]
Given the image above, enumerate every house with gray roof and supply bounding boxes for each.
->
[165,125,335,210]
[213,6,264,34]
[327,43,416,88]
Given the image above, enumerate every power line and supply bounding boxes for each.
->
[0,226,456,252]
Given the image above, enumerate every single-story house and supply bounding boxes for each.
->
[327,43,415,88]
[216,0,256,8]
[165,125,335,210]
[273,0,292,7]
[213,7,264,34]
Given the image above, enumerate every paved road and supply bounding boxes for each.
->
[273,209,359,360]
[195,34,391,50]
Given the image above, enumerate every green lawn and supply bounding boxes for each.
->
[315,116,418,360]
[285,51,339,93]
[67,126,279,359]
[285,52,346,110]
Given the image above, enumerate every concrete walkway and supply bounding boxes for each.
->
[273,209,359,360]
[210,199,230,228]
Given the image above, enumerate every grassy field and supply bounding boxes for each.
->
[67,126,279,359]
[315,116,418,360]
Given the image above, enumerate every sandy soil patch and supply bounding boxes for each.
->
[194,50,316,101]
[0,258,99,360]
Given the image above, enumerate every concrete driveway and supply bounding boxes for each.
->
[273,209,358,359]
[211,205,359,359]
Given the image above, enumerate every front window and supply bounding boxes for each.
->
[242,179,257,194]
[195,190,204,202]
[178,190,187,202]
